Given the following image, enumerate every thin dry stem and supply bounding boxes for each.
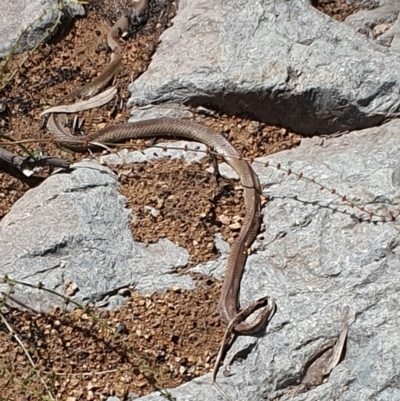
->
[0,311,55,400]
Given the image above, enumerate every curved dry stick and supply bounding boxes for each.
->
[40,87,117,116]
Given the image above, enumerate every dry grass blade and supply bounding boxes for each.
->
[0,311,55,400]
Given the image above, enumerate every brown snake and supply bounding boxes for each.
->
[44,4,275,386]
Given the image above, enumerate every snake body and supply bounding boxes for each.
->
[46,5,273,338]
[48,117,273,333]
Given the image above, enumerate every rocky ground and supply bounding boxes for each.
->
[0,1,363,400]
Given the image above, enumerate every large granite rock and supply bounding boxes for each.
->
[128,0,400,135]
[0,160,191,312]
[0,0,83,59]
[133,120,400,401]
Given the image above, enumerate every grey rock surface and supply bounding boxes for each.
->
[0,161,191,312]
[345,0,400,49]
[128,103,195,122]
[102,140,208,165]
[0,0,84,59]
[128,0,400,135]
[134,120,400,401]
